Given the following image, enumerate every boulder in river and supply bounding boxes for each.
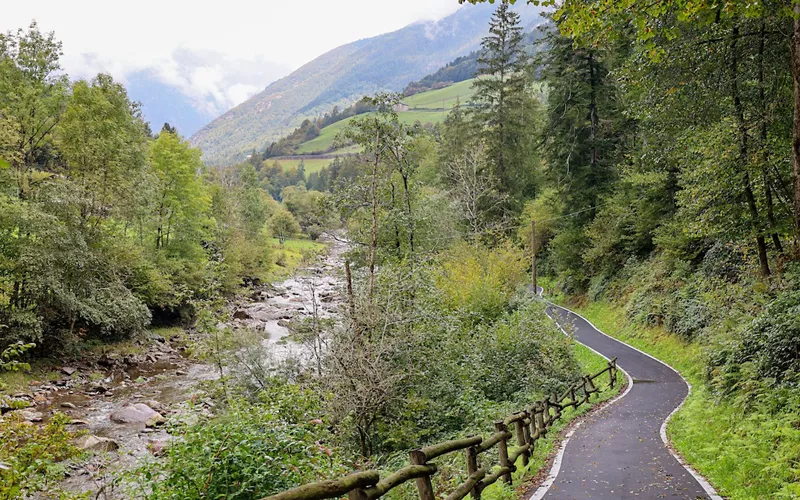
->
[110,403,165,427]
[233,309,251,320]
[61,366,77,376]
[18,409,43,422]
[75,435,119,452]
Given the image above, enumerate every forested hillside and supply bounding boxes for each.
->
[189,4,542,166]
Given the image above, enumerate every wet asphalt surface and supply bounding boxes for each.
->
[541,304,712,500]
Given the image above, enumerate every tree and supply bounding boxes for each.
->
[470,1,537,205]
[0,22,68,199]
[269,208,300,245]
[56,74,148,228]
[525,0,800,257]
[149,131,208,250]
[444,141,506,237]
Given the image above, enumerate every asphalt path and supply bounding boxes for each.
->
[533,303,719,500]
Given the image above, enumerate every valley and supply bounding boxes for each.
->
[3,1,800,500]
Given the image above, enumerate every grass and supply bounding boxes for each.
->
[296,118,354,154]
[269,157,332,174]
[296,81,471,155]
[268,237,326,279]
[403,79,476,109]
[560,299,800,500]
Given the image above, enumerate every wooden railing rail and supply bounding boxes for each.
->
[263,359,619,500]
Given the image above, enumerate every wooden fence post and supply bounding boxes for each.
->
[570,386,577,409]
[514,416,530,467]
[409,450,435,500]
[466,446,480,500]
[522,411,532,454]
[535,401,546,436]
[494,421,512,484]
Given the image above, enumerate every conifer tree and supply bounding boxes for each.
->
[470,1,535,206]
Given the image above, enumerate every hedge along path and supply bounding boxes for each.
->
[263,361,620,500]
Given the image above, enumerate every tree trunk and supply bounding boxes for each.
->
[759,22,783,254]
[732,24,770,277]
[792,7,800,257]
[368,123,380,303]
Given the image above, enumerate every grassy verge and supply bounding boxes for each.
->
[561,300,800,499]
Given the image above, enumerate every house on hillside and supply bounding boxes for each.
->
[393,102,410,112]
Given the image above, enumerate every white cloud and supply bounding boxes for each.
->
[2,0,463,116]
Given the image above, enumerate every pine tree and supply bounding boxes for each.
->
[537,23,624,225]
[470,1,532,200]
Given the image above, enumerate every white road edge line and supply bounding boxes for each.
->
[544,301,723,500]
[527,306,634,500]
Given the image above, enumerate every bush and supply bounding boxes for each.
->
[0,412,84,499]
[718,290,800,385]
[435,242,527,322]
[127,382,347,500]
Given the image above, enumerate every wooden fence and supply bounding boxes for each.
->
[264,359,619,500]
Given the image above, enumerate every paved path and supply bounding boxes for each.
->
[533,303,718,500]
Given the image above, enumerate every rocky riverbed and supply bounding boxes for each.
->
[3,236,346,498]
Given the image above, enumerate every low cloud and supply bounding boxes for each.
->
[67,48,290,119]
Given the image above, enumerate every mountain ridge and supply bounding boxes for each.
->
[190,4,542,166]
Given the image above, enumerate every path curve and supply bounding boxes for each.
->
[530,302,722,500]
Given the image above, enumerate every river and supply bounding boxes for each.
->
[25,236,346,498]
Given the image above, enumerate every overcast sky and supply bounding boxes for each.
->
[2,0,464,116]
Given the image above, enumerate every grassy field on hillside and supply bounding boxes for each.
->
[296,110,448,154]
[403,79,476,109]
[269,157,331,174]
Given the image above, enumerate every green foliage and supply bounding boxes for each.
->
[435,242,527,322]
[127,383,347,500]
[269,208,301,245]
[0,412,85,500]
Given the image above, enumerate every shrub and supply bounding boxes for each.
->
[0,412,84,499]
[127,382,347,500]
[435,241,527,322]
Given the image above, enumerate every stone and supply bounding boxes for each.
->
[75,435,119,452]
[110,403,164,426]
[61,367,77,376]
[148,439,168,456]
[232,309,251,320]
[143,400,163,411]
[69,419,89,425]
[19,409,43,422]
[60,402,77,409]
[146,412,166,427]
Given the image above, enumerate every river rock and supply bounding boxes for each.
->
[110,403,165,426]
[61,402,76,409]
[75,435,119,452]
[61,366,77,376]
[144,400,164,411]
[233,309,251,320]
[18,409,43,422]
[148,439,168,456]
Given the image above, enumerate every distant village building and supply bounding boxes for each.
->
[394,102,410,112]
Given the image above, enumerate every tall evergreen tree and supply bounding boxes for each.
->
[470,1,535,205]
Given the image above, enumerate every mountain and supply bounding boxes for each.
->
[126,70,216,138]
[189,4,543,166]
[403,52,480,96]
